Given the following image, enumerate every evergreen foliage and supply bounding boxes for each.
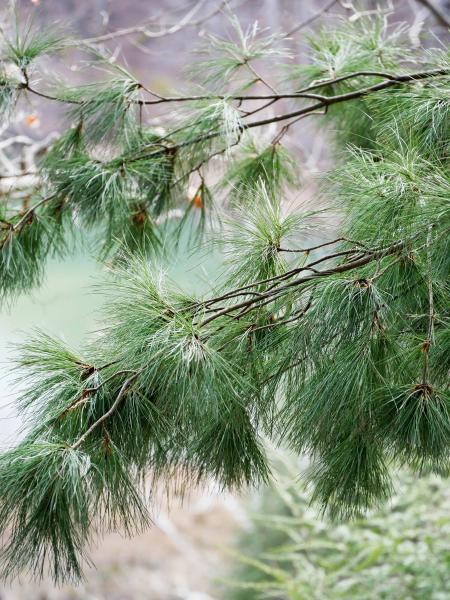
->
[0,5,449,583]
[224,457,450,600]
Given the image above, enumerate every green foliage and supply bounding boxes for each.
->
[378,384,450,472]
[223,140,299,204]
[170,99,243,175]
[0,204,65,303]
[0,70,18,120]
[66,78,142,147]
[1,21,65,70]
[0,8,447,300]
[44,149,175,258]
[194,15,291,89]
[289,17,412,148]
[374,85,450,161]
[224,459,450,600]
[220,185,310,287]
[0,442,93,582]
[297,17,409,83]
[331,142,449,246]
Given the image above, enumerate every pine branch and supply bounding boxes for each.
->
[198,240,406,327]
[70,372,140,450]
[11,195,55,232]
[0,10,449,582]
[245,70,449,129]
[13,68,448,110]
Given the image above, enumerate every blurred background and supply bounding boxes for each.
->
[1,1,449,598]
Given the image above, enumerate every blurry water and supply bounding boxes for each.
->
[0,244,220,449]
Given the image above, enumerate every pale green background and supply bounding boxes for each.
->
[0,243,219,448]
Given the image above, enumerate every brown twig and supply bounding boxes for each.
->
[81,0,209,44]
[416,0,450,28]
[285,0,339,37]
[245,70,449,130]
[15,69,447,114]
[198,241,406,328]
[12,195,55,232]
[70,372,139,450]
[70,348,165,449]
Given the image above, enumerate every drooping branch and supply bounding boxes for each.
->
[59,234,422,459]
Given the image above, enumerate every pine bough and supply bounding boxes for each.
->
[0,9,449,583]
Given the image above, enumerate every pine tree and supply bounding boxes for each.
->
[0,3,449,583]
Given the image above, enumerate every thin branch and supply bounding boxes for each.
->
[70,348,166,449]
[12,195,55,232]
[240,98,278,118]
[246,70,449,129]
[250,300,313,334]
[16,68,446,110]
[196,242,387,311]
[294,70,420,94]
[24,84,80,105]
[10,68,446,165]
[128,68,448,165]
[230,232,442,327]
[261,357,306,385]
[198,240,406,327]
[137,90,328,105]
[244,61,279,95]
[285,0,339,37]
[81,0,209,44]
[70,372,139,450]
[271,106,328,143]
[16,81,326,108]
[265,249,363,291]
[416,0,450,28]
[277,237,347,253]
